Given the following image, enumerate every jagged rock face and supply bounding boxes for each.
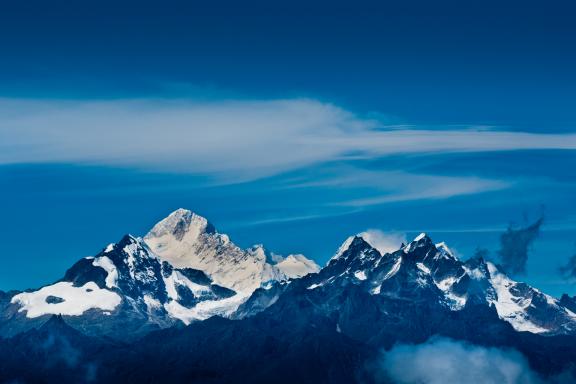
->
[560,294,576,313]
[92,235,168,301]
[300,235,458,307]
[144,208,319,293]
[232,280,289,319]
[2,209,576,343]
[143,209,275,293]
[1,209,319,338]
[6,235,242,338]
[288,233,576,336]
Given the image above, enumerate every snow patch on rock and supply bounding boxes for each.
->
[11,282,121,318]
[92,256,118,288]
[487,263,548,333]
[164,294,248,324]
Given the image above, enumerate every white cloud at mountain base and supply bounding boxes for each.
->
[372,337,575,384]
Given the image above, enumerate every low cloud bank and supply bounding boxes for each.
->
[372,338,570,384]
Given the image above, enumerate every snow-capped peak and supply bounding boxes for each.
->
[274,254,320,278]
[8,214,576,341]
[320,231,576,335]
[435,242,457,260]
[331,230,405,263]
[331,236,356,262]
[144,209,318,294]
[414,232,427,241]
[146,208,215,241]
[403,232,433,253]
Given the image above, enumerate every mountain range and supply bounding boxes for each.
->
[1,208,576,383]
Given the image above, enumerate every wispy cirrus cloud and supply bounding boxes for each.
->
[1,97,574,211]
[323,170,509,207]
[0,98,373,180]
[279,165,509,207]
[1,98,575,182]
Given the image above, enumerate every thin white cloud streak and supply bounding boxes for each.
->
[1,98,574,183]
[289,168,510,207]
[343,175,507,206]
[334,129,576,158]
[228,208,365,229]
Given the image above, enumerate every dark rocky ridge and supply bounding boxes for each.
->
[2,217,576,382]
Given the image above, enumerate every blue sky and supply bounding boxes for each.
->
[0,0,575,296]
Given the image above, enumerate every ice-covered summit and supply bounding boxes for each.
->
[144,209,319,294]
[3,209,320,338]
[145,209,217,247]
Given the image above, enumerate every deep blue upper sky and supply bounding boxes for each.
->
[1,0,575,128]
[1,0,575,295]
